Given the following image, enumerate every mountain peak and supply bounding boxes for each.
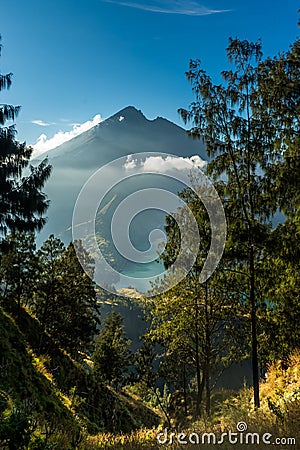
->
[118,105,142,114]
[110,106,146,121]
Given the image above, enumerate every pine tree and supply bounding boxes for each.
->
[259,215,300,363]
[61,241,99,356]
[93,311,131,388]
[31,234,65,351]
[249,36,299,383]
[178,38,296,408]
[0,231,37,309]
[0,35,51,247]
[52,241,99,358]
[33,239,99,358]
[148,185,241,417]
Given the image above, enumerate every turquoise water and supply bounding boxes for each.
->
[115,260,165,293]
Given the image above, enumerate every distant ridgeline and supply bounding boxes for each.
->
[32,106,208,288]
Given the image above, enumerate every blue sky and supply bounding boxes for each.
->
[0,0,299,152]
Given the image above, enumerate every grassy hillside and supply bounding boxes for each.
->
[80,352,300,449]
[0,307,81,448]
[0,303,160,448]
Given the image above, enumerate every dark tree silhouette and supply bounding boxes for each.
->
[0,35,51,246]
[178,38,299,409]
[93,311,132,387]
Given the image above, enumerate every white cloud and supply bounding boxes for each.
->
[104,0,229,16]
[124,155,137,170]
[142,155,206,171]
[31,114,102,158]
[119,115,125,122]
[31,119,55,127]
[124,154,206,172]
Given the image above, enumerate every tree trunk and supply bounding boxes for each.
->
[250,245,260,408]
[205,358,210,416]
[182,363,188,415]
[195,296,203,417]
[38,298,49,353]
[205,282,211,416]
[154,389,172,429]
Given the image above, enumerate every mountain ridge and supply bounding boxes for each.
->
[34,105,208,251]
[32,106,206,164]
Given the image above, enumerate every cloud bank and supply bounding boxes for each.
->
[104,0,228,16]
[124,154,206,172]
[32,114,102,158]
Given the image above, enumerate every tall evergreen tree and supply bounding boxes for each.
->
[52,241,100,358]
[0,231,37,309]
[148,188,241,417]
[258,38,299,218]
[258,45,300,363]
[32,234,65,351]
[259,216,300,364]
[33,239,99,358]
[0,35,51,247]
[178,39,297,408]
[93,311,131,388]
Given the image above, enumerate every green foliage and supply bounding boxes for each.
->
[81,352,300,449]
[134,338,157,391]
[0,407,34,449]
[0,307,82,448]
[0,299,153,447]
[258,215,300,364]
[30,237,100,359]
[49,241,100,358]
[33,234,64,334]
[0,35,51,242]
[93,311,132,387]
[0,232,37,308]
[152,384,171,416]
[0,30,299,447]
[148,183,243,417]
[177,37,299,409]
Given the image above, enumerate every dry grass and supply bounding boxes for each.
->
[80,351,300,450]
